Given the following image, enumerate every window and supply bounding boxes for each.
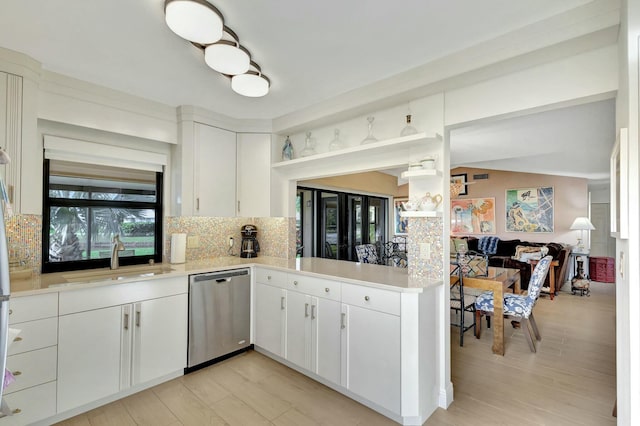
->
[42,160,163,273]
[296,186,388,261]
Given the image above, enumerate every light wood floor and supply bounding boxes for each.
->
[57,282,616,426]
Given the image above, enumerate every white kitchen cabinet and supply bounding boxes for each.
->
[0,71,23,213]
[57,305,122,412]
[57,277,188,414]
[285,273,342,386]
[254,268,287,357]
[341,303,401,414]
[2,293,59,424]
[193,122,236,217]
[254,282,286,357]
[132,294,188,385]
[236,133,271,217]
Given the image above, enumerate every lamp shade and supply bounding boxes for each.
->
[570,217,595,231]
[231,71,270,97]
[165,0,224,44]
[205,40,250,75]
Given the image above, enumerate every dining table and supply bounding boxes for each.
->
[449,266,521,356]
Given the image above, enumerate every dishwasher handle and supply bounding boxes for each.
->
[191,269,250,283]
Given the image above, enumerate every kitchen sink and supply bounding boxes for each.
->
[61,265,174,284]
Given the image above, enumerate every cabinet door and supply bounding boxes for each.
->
[286,291,310,369]
[57,305,123,413]
[254,283,285,357]
[311,296,341,385]
[133,293,188,385]
[236,133,271,217]
[194,123,236,217]
[343,304,400,413]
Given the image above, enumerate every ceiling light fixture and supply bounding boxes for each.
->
[164,0,223,45]
[204,27,250,75]
[164,0,270,97]
[231,61,270,97]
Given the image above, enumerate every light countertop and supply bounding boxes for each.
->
[10,256,442,296]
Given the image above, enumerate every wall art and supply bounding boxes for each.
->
[505,186,554,233]
[451,197,495,235]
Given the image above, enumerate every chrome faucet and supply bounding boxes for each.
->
[110,234,125,270]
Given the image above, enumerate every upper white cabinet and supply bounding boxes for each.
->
[0,71,22,212]
[193,123,237,217]
[237,133,271,217]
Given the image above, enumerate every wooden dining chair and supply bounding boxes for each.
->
[450,251,488,346]
[474,255,552,352]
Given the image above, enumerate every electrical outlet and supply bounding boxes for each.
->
[420,243,431,259]
[228,236,234,248]
[187,235,200,248]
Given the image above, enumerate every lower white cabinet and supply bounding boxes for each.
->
[254,282,286,357]
[57,292,188,413]
[0,382,57,425]
[341,303,400,413]
[286,291,341,386]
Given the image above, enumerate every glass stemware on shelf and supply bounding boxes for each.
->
[328,129,344,151]
[299,131,317,157]
[360,116,378,144]
[281,135,294,161]
[400,114,418,136]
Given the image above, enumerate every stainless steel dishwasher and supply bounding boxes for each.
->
[187,268,251,371]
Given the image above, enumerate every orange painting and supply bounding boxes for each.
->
[451,198,496,235]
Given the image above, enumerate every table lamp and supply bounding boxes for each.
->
[570,217,595,253]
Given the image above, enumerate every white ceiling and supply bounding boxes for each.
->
[0,0,616,181]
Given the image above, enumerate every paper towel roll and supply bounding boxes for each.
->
[170,233,187,264]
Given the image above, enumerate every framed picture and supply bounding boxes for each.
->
[451,197,495,235]
[450,173,468,196]
[610,127,628,238]
[393,197,408,235]
[505,186,554,233]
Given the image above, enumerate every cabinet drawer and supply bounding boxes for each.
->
[342,283,400,316]
[9,293,58,324]
[288,274,341,301]
[0,381,56,425]
[255,268,287,288]
[8,317,58,356]
[5,346,57,394]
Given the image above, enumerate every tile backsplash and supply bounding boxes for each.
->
[407,217,444,280]
[6,214,296,274]
[165,216,295,262]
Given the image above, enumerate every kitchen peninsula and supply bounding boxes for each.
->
[8,257,443,426]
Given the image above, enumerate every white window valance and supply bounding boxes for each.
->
[43,135,167,172]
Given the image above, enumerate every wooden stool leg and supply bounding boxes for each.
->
[475,310,482,338]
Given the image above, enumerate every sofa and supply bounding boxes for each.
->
[451,236,570,292]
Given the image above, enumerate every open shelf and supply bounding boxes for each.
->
[400,169,442,179]
[399,210,442,218]
[272,132,441,180]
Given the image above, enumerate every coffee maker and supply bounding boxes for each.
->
[240,224,260,258]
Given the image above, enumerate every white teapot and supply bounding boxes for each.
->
[420,192,443,211]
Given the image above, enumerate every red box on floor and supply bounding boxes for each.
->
[589,256,615,283]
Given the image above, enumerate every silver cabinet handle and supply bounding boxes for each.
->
[268,275,272,280]
[293,280,298,286]
[305,303,309,317]
[196,197,200,211]
[325,287,330,293]
[12,408,21,415]
[8,309,12,315]
[364,296,370,301]
[136,310,141,327]
[11,371,21,376]
[124,312,129,330]
[281,296,285,310]
[341,313,346,329]
[311,304,316,320]
[238,200,240,213]
[13,337,22,342]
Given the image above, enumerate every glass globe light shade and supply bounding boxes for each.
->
[231,72,270,97]
[165,0,224,44]
[205,41,250,75]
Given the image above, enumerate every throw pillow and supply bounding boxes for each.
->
[478,236,500,254]
[512,245,541,261]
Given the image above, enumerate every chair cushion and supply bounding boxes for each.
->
[475,292,533,318]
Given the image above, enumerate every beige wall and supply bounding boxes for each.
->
[451,167,589,245]
[300,171,405,196]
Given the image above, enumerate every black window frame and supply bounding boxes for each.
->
[42,159,163,273]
